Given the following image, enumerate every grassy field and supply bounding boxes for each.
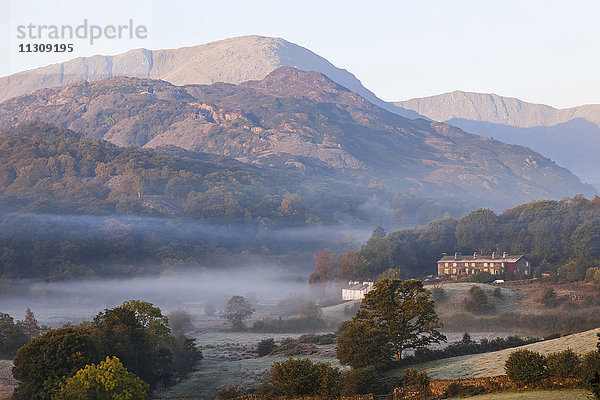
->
[386,328,600,380]
[447,390,591,400]
[451,390,589,400]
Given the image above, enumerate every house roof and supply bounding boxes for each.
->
[438,254,524,263]
[343,282,374,291]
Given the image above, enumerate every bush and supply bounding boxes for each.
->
[252,315,326,333]
[257,338,277,356]
[430,285,447,302]
[505,349,546,384]
[541,288,557,307]
[342,366,381,395]
[581,351,600,385]
[54,356,149,400]
[217,384,240,400]
[492,287,503,298]
[443,382,486,397]
[546,349,581,378]
[464,286,496,314]
[265,357,342,397]
[470,271,494,283]
[401,368,429,387]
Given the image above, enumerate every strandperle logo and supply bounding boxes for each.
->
[16,19,148,45]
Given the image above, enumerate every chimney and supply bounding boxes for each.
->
[454,252,458,259]
[492,252,495,259]
[473,252,477,259]
[503,252,507,259]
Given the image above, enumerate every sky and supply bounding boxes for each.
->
[1,0,599,108]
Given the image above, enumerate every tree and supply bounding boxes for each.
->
[222,296,254,330]
[455,208,498,254]
[12,327,102,400]
[338,250,365,280]
[265,357,342,397]
[546,349,581,378]
[504,349,546,384]
[353,279,445,360]
[167,308,193,336]
[309,249,337,284]
[0,312,28,358]
[55,356,149,400]
[372,226,387,238]
[257,338,277,356]
[23,307,41,341]
[336,320,391,368]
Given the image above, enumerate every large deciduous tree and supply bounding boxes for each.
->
[222,296,254,331]
[12,327,102,400]
[336,320,391,369]
[350,279,445,361]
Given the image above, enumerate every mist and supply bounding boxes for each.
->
[0,265,317,327]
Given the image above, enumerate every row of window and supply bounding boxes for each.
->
[444,262,505,268]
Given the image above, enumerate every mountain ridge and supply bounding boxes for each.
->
[395,91,600,189]
[0,67,594,209]
[0,35,414,117]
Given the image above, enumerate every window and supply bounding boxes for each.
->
[453,263,457,267]
[484,263,488,267]
[445,263,449,267]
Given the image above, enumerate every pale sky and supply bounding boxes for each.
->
[1,0,599,108]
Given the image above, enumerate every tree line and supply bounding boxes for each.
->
[310,195,600,282]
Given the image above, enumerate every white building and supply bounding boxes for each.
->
[341,281,374,301]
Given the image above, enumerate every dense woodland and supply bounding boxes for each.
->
[311,196,600,282]
[0,122,465,281]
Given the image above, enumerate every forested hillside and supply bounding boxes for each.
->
[311,196,600,282]
[0,122,465,281]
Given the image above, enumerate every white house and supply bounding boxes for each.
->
[341,281,374,301]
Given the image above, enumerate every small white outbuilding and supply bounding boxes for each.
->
[341,281,374,301]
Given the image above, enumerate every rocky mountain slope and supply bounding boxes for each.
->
[0,35,412,117]
[0,67,593,209]
[395,91,600,189]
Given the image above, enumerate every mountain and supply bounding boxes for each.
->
[0,35,411,117]
[0,67,593,209]
[395,91,600,189]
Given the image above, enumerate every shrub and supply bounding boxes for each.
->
[492,287,503,298]
[265,357,342,397]
[443,382,486,397]
[470,271,494,283]
[54,356,149,400]
[401,368,429,387]
[430,285,447,302]
[464,286,496,314]
[581,351,600,385]
[505,349,546,384]
[257,338,277,356]
[546,349,581,378]
[541,288,557,307]
[217,384,240,400]
[544,333,561,340]
[252,315,326,333]
[342,366,381,395]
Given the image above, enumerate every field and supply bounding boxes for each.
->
[386,328,600,379]
[447,390,590,400]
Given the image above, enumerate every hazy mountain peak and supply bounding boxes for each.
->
[0,35,397,112]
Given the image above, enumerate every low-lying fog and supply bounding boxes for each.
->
[0,266,312,327]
